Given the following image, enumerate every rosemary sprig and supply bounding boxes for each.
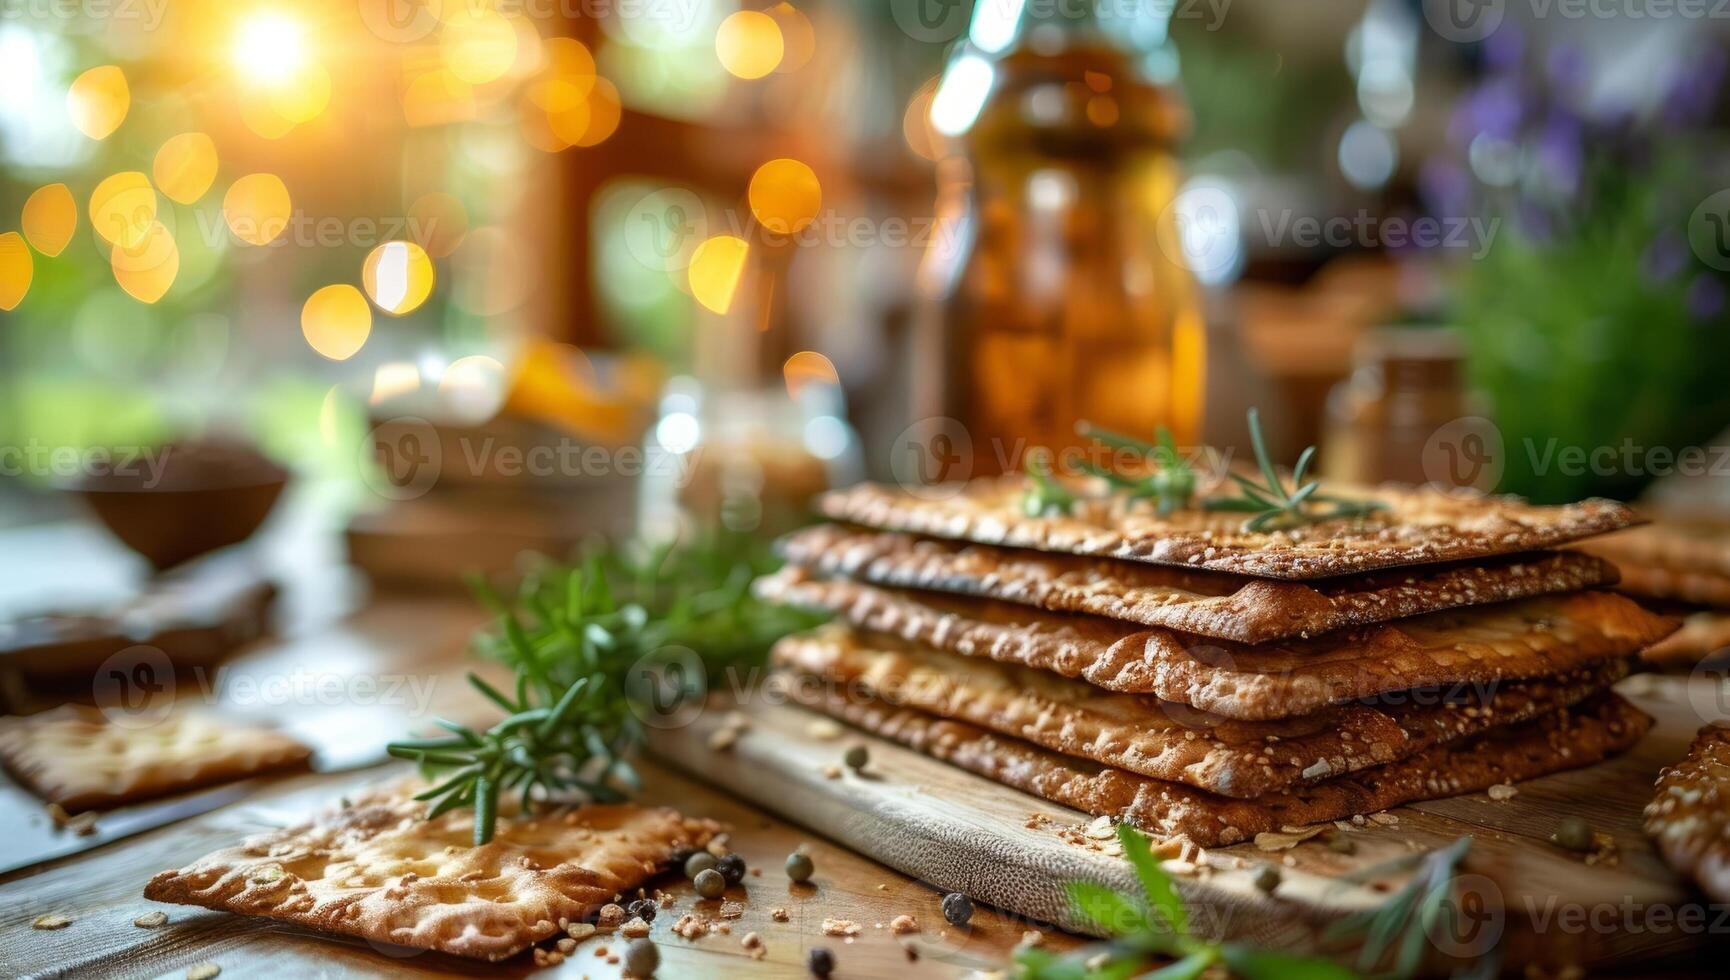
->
[388,531,825,845]
[1017,824,1357,980]
[1323,836,1496,979]
[1203,408,1384,532]
[1023,447,1078,517]
[1073,422,1197,516]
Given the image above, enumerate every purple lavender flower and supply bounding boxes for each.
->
[1483,25,1525,74]
[1536,111,1583,195]
[1687,276,1726,323]
[1663,47,1726,127]
[1419,158,1473,220]
[1545,43,1588,99]
[1451,76,1527,145]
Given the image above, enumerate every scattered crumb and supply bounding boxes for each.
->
[594,945,609,957]
[672,913,710,940]
[771,907,790,923]
[557,938,577,954]
[46,802,70,827]
[32,914,71,929]
[1584,832,1621,868]
[607,954,620,965]
[876,883,888,891]
[597,903,627,929]
[706,835,731,857]
[67,811,98,836]
[806,719,842,740]
[133,911,168,928]
[566,922,597,940]
[822,918,861,937]
[657,892,676,908]
[742,932,766,959]
[1086,952,1112,971]
[1254,826,1326,851]
[186,964,220,980]
[621,917,651,938]
[1368,812,1399,826]
[1018,929,1045,949]
[719,901,746,920]
[821,765,842,780]
[708,727,740,752]
[750,867,761,877]
[1488,784,1518,802]
[890,915,919,935]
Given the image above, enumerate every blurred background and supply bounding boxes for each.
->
[1,0,1728,598]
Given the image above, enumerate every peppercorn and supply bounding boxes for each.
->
[684,851,717,879]
[1253,866,1281,894]
[1553,816,1594,852]
[624,938,659,978]
[693,868,726,899]
[628,898,657,923]
[941,892,973,926]
[808,947,835,977]
[785,851,815,883]
[716,853,747,886]
[843,745,869,771]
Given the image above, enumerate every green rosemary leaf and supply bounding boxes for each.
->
[1291,445,1317,486]
[1146,950,1217,980]
[467,672,520,714]
[1066,881,1146,937]
[472,776,499,846]
[1115,823,1187,939]
[1245,407,1288,502]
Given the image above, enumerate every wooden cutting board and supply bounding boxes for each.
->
[649,672,1725,973]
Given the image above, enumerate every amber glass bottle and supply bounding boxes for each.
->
[917,3,1205,476]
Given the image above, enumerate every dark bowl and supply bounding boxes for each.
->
[75,442,289,571]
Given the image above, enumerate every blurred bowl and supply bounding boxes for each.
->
[75,442,288,571]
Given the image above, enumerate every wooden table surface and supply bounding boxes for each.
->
[0,582,1077,978]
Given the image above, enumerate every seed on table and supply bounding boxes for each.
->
[808,947,835,977]
[1253,866,1281,894]
[716,853,747,886]
[843,745,869,771]
[685,851,718,879]
[1553,816,1595,852]
[941,892,973,926]
[785,851,815,883]
[623,938,659,978]
[628,898,657,923]
[694,868,726,899]
[1326,833,1356,855]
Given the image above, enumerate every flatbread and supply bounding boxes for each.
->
[1644,724,1730,904]
[1580,520,1730,580]
[1608,564,1730,608]
[144,786,717,961]
[773,626,1630,799]
[0,706,311,812]
[1642,611,1730,669]
[756,570,1677,720]
[819,477,1636,579]
[779,524,1619,643]
[795,689,1650,848]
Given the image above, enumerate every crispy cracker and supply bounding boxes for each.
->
[1580,520,1730,580]
[756,570,1677,720]
[795,689,1650,847]
[773,626,1629,798]
[780,524,1618,643]
[1609,564,1730,608]
[0,706,311,812]
[1644,725,1730,904]
[144,786,717,961]
[1642,611,1730,669]
[818,477,1635,580]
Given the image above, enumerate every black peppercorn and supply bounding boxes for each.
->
[628,898,657,923]
[941,892,973,926]
[808,947,835,977]
[716,853,747,886]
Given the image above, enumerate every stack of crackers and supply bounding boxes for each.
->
[1576,515,1730,668]
[757,476,1679,847]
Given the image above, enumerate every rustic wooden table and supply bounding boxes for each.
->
[0,586,1077,979]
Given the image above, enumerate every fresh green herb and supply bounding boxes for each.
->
[387,530,824,845]
[1203,408,1384,532]
[1023,447,1079,516]
[1017,824,1357,980]
[1073,422,1197,516]
[1324,836,1492,979]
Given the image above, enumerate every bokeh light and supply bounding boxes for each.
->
[903,77,941,161]
[442,9,519,85]
[451,225,531,316]
[89,171,156,248]
[270,63,331,123]
[749,158,822,234]
[67,65,128,140]
[362,240,436,315]
[403,70,477,128]
[688,234,749,314]
[545,76,620,149]
[370,361,422,404]
[152,133,219,204]
[439,354,508,423]
[233,12,307,86]
[783,350,839,395]
[223,173,292,246]
[768,3,815,74]
[21,183,76,256]
[715,11,783,80]
[300,284,372,361]
[110,220,179,303]
[0,232,31,310]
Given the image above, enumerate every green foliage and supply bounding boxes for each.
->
[1324,837,1488,979]
[1202,409,1383,531]
[1023,447,1079,516]
[387,530,825,844]
[1073,422,1197,516]
[1016,824,1357,980]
